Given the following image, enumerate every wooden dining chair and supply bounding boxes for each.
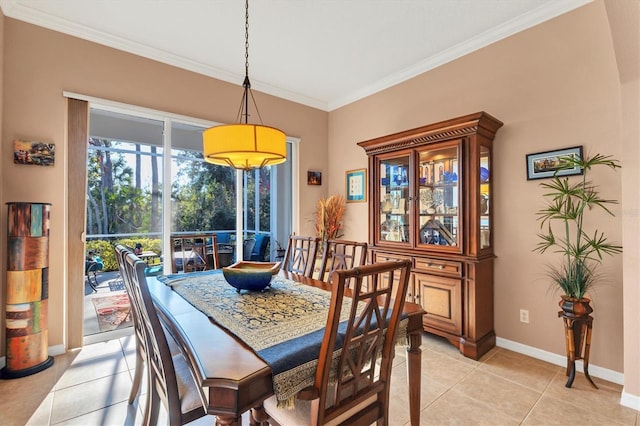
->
[114,244,144,405]
[262,259,412,426]
[282,235,320,277]
[114,245,181,407]
[124,251,208,425]
[316,239,368,284]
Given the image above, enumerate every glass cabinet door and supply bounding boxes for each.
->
[416,142,461,250]
[480,145,491,249]
[377,154,410,245]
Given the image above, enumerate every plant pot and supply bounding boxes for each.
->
[559,295,593,317]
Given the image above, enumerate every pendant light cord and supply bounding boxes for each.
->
[245,0,249,81]
[238,0,264,126]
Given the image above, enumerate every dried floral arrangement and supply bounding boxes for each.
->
[315,194,346,241]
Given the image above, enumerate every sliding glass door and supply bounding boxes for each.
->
[86,106,292,273]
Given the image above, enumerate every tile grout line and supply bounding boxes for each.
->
[519,367,563,425]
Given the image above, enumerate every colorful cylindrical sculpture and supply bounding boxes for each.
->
[1,202,54,378]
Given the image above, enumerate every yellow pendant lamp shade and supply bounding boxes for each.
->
[202,0,287,171]
[203,123,286,170]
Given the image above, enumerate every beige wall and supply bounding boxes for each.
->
[329,0,628,376]
[0,8,4,236]
[621,76,640,400]
[0,18,327,352]
[1,0,637,406]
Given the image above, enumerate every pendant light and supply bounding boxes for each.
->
[202,0,287,170]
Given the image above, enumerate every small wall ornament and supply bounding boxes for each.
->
[307,171,322,185]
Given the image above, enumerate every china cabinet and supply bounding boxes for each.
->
[358,112,503,359]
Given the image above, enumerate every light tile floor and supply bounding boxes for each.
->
[0,332,637,425]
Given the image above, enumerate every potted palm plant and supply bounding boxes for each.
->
[534,152,622,316]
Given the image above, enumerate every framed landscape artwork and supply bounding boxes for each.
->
[14,140,55,166]
[526,146,583,180]
[346,168,367,203]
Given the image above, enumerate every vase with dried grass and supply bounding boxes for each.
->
[315,194,346,252]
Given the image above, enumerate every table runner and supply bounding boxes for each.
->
[157,270,407,407]
[158,270,359,406]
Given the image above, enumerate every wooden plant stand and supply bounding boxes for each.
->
[558,311,598,389]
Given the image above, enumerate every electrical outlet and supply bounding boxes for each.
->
[520,309,529,324]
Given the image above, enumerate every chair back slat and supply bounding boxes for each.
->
[314,259,411,425]
[316,239,368,283]
[283,235,320,277]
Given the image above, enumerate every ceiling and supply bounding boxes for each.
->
[1,0,593,111]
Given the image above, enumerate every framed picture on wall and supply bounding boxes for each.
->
[345,168,367,203]
[526,146,583,180]
[307,171,322,185]
[14,140,55,166]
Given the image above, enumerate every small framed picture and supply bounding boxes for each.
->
[14,140,55,166]
[307,171,322,185]
[346,168,367,203]
[526,146,583,180]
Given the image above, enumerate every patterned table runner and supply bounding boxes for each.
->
[157,270,358,406]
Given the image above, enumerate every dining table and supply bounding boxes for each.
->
[138,250,161,265]
[147,268,424,426]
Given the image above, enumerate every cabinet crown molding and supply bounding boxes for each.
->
[357,111,503,155]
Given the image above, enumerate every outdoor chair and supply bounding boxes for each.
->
[282,235,320,278]
[250,234,270,261]
[124,250,209,425]
[316,239,368,284]
[217,243,235,267]
[262,259,412,425]
[170,234,219,273]
[85,256,103,292]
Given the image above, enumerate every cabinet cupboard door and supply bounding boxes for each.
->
[415,273,462,335]
[375,152,412,246]
[416,141,462,253]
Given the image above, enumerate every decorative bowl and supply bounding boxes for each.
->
[222,261,281,292]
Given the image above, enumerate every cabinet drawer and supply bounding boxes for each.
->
[373,251,412,264]
[372,252,415,303]
[414,257,462,277]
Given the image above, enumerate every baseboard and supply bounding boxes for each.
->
[0,336,128,371]
[496,337,624,385]
[49,344,66,357]
[620,390,640,411]
[497,338,640,412]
